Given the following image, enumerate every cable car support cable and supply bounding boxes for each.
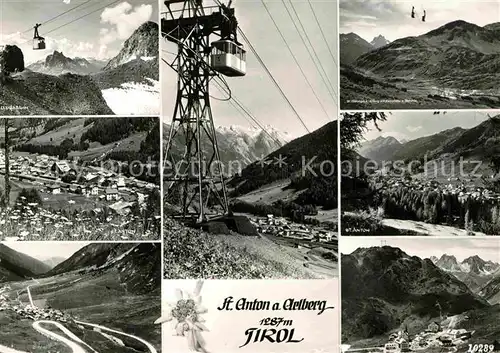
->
[306,0,337,70]
[237,28,311,134]
[260,0,333,122]
[213,0,311,133]
[281,0,337,104]
[287,0,337,100]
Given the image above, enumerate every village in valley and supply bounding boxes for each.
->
[0,117,161,241]
[374,320,476,353]
[251,214,336,246]
[342,112,500,236]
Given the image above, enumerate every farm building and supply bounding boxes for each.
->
[51,161,71,174]
[109,201,135,215]
[427,322,440,333]
[90,186,99,196]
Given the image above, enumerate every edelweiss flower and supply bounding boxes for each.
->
[155,280,209,352]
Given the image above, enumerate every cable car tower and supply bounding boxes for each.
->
[162,0,246,224]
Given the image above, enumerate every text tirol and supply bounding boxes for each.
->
[239,328,304,348]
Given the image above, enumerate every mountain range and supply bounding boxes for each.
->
[357,115,500,163]
[370,35,390,49]
[340,33,390,65]
[1,21,159,115]
[340,32,374,65]
[0,242,161,352]
[342,246,491,343]
[357,136,402,161]
[27,51,106,76]
[164,123,287,168]
[353,20,500,86]
[432,254,500,293]
[229,120,337,209]
[46,243,161,294]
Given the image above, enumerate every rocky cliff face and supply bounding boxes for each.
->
[104,21,159,70]
[0,45,24,73]
[342,246,489,342]
[370,35,390,49]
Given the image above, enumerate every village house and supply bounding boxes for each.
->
[90,186,99,196]
[438,335,453,347]
[117,177,126,190]
[48,184,61,195]
[427,322,441,333]
[77,186,88,196]
[84,173,99,183]
[105,188,119,201]
[109,201,135,215]
[51,161,71,175]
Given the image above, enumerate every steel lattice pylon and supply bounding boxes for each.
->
[162,0,238,223]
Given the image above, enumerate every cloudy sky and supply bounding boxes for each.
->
[161,0,337,139]
[6,242,88,261]
[359,110,498,143]
[0,0,158,64]
[342,238,500,263]
[340,0,500,43]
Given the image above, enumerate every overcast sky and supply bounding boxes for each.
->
[0,0,158,64]
[342,238,500,263]
[161,0,337,139]
[359,110,498,143]
[340,0,500,43]
[5,242,88,261]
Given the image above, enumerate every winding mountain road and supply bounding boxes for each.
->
[0,344,30,353]
[76,321,158,353]
[29,319,158,353]
[32,321,87,353]
[8,282,158,353]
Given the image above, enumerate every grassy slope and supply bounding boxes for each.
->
[20,118,148,160]
[0,244,51,276]
[340,65,500,110]
[1,71,113,115]
[163,219,336,279]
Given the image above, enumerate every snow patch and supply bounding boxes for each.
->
[141,56,156,62]
[97,246,137,270]
[101,80,160,115]
[124,54,138,64]
[460,263,471,273]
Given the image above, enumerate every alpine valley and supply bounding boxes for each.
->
[340,20,500,109]
[342,113,500,236]
[0,242,161,353]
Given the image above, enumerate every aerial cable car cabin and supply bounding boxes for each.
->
[210,39,246,77]
[33,23,46,50]
[410,5,427,22]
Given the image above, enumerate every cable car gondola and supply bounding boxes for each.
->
[411,6,415,18]
[422,10,426,22]
[33,23,46,50]
[210,39,246,77]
